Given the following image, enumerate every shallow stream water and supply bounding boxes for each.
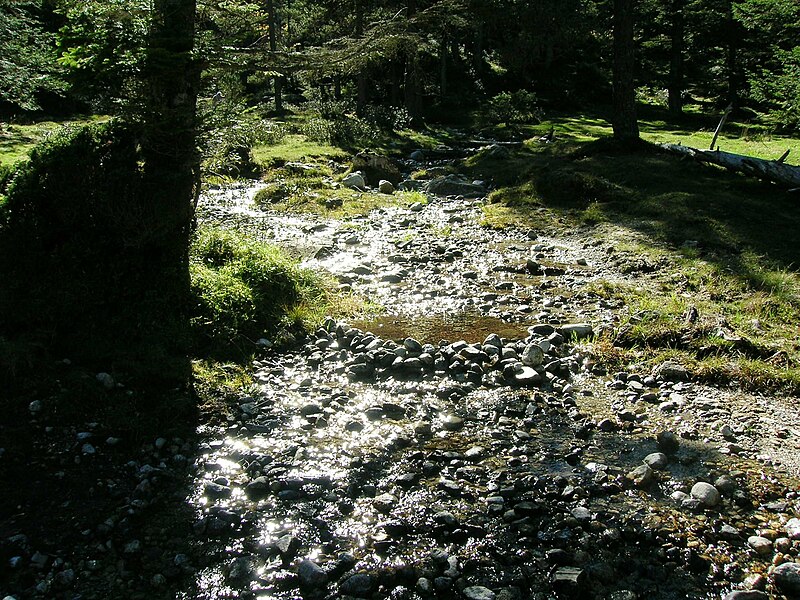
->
[186,179,800,600]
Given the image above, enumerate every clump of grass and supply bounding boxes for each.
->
[192,359,256,424]
[190,226,326,358]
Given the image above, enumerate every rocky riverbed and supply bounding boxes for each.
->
[2,174,800,600]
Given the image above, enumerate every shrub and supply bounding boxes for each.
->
[486,90,543,125]
[190,227,324,356]
[0,121,190,382]
[302,116,380,148]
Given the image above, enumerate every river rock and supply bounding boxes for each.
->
[244,476,271,500]
[690,482,721,507]
[653,360,689,381]
[373,493,398,514]
[521,343,544,367]
[425,175,486,197]
[352,151,402,185]
[343,172,366,189]
[786,518,800,540]
[378,179,395,194]
[643,452,669,470]
[747,536,773,556]
[297,559,328,588]
[339,572,378,597]
[559,323,593,339]
[443,415,465,431]
[463,586,496,600]
[772,562,800,597]
[204,482,232,500]
[551,567,586,593]
[723,592,768,600]
[656,431,680,454]
[627,464,655,488]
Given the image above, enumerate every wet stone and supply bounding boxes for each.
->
[339,572,378,597]
[244,476,271,500]
[297,559,328,589]
[747,536,773,556]
[463,586,496,600]
[551,567,586,593]
[204,482,232,500]
[772,562,800,597]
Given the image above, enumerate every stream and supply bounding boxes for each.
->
[181,179,800,600]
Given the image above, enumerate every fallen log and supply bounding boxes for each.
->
[660,143,800,189]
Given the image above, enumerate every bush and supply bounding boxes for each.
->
[486,90,543,125]
[302,116,380,148]
[190,227,324,356]
[0,121,190,382]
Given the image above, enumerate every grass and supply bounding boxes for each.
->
[465,104,800,393]
[251,133,349,167]
[252,156,428,218]
[0,116,109,168]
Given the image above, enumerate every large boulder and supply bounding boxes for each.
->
[351,152,402,186]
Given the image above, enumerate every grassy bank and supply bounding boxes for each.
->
[468,113,800,393]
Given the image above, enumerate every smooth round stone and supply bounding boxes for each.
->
[297,559,328,588]
[627,464,655,488]
[463,586,496,600]
[772,562,800,596]
[521,343,544,367]
[643,452,669,470]
[723,591,768,600]
[747,536,774,556]
[443,415,465,431]
[785,517,800,540]
[656,431,680,454]
[373,493,398,514]
[690,482,721,507]
[339,572,378,597]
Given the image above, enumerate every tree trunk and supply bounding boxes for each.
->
[439,33,448,99]
[612,0,639,141]
[140,0,199,381]
[668,0,684,116]
[267,0,283,113]
[661,143,800,188]
[473,18,484,77]
[404,0,421,121]
[355,0,367,115]
[725,0,739,108]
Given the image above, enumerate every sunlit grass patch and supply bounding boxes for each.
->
[251,133,348,167]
